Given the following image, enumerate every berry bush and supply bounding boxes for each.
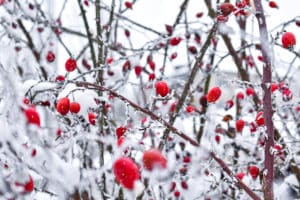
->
[0,0,299,199]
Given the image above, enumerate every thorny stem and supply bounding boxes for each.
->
[253,0,275,199]
[158,23,218,150]
[75,80,261,200]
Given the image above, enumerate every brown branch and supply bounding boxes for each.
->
[78,0,97,68]
[253,1,275,199]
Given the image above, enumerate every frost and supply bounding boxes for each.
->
[263,169,268,177]
[218,23,235,35]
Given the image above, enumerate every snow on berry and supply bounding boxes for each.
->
[220,3,235,16]
[116,126,127,139]
[88,112,96,125]
[142,149,167,171]
[15,175,34,193]
[169,37,182,46]
[113,157,140,190]
[255,111,264,126]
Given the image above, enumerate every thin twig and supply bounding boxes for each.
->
[158,23,218,150]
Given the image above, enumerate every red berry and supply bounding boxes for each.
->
[215,134,221,144]
[236,172,246,180]
[174,190,180,197]
[170,102,177,112]
[88,112,96,125]
[271,83,278,92]
[116,126,127,139]
[142,149,167,171]
[207,87,222,103]
[245,55,255,67]
[56,97,70,115]
[65,58,77,72]
[224,99,234,110]
[124,29,130,37]
[183,156,191,163]
[23,98,30,105]
[236,119,245,132]
[170,182,176,192]
[169,37,182,46]
[165,24,173,35]
[0,0,5,5]
[257,55,264,62]
[55,75,65,82]
[274,144,284,156]
[56,128,62,137]
[220,3,235,16]
[194,33,201,44]
[155,81,169,97]
[31,148,37,157]
[281,32,296,49]
[255,111,264,126]
[188,46,197,54]
[196,12,203,18]
[83,0,89,6]
[69,102,81,114]
[134,66,142,77]
[170,52,178,60]
[236,92,244,100]
[248,165,259,179]
[186,105,195,113]
[82,58,91,70]
[269,1,278,8]
[282,88,293,101]
[113,157,140,190]
[46,51,55,63]
[24,107,40,127]
[181,181,188,189]
[148,60,155,71]
[16,175,34,193]
[246,87,255,96]
[106,57,114,64]
[124,1,132,9]
[122,60,131,72]
[295,19,300,27]
[148,73,155,81]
